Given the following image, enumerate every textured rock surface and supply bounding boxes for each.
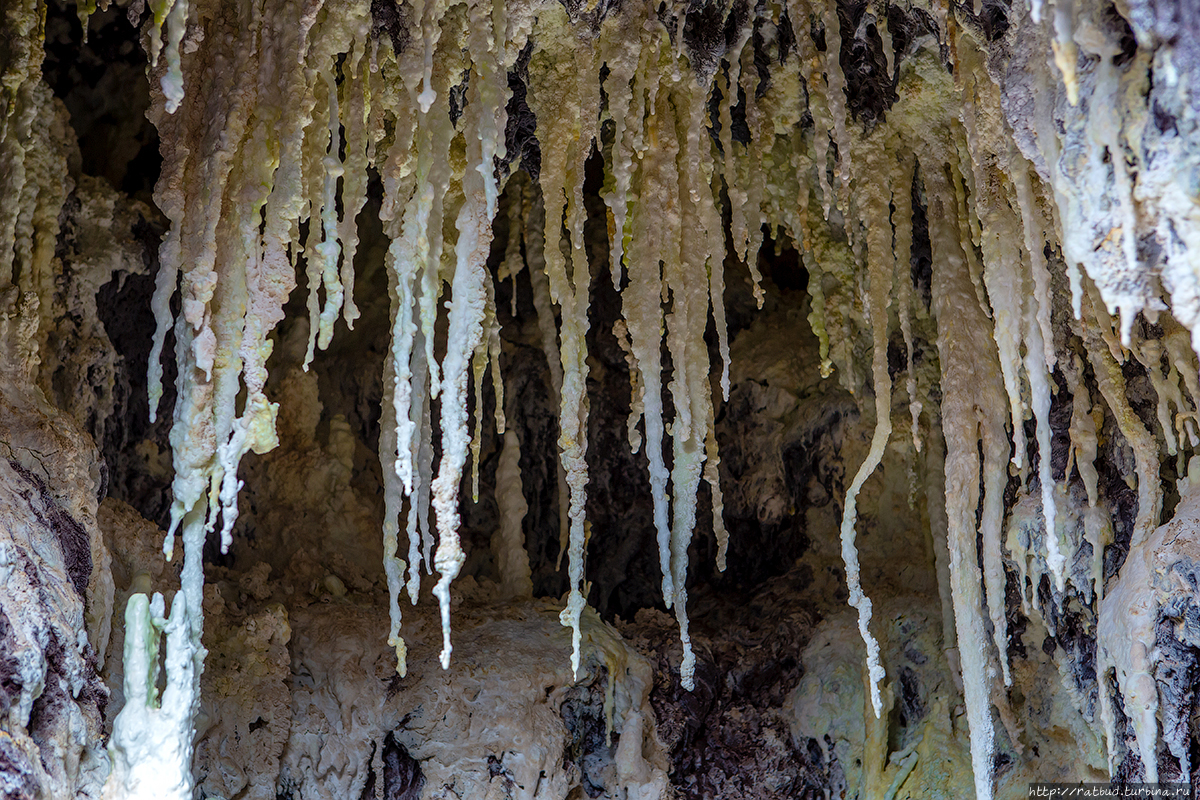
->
[0,290,113,800]
[189,595,668,800]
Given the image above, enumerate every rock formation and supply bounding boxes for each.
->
[2,0,1200,796]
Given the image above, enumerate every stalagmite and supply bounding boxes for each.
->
[120,0,320,788]
[493,425,533,599]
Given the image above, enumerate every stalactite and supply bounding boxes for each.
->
[601,10,649,291]
[378,48,442,637]
[1135,337,1183,456]
[876,2,894,84]
[469,317,489,501]
[1050,0,1079,105]
[720,17,753,266]
[430,1,508,667]
[665,77,728,689]
[1063,354,1108,604]
[1025,291,1064,591]
[891,158,922,454]
[837,139,894,718]
[526,11,599,676]
[1076,281,1162,549]
[308,69,348,360]
[379,277,409,675]
[1165,324,1200,445]
[976,187,1027,472]
[412,331,436,588]
[929,172,1007,800]
[691,85,731,402]
[523,181,572,566]
[336,52,369,331]
[950,154,991,324]
[154,0,188,113]
[819,8,849,196]
[623,79,675,616]
[737,41,769,295]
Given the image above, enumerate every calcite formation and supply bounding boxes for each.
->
[2,0,1200,796]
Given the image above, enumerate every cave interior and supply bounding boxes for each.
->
[3,0,1200,797]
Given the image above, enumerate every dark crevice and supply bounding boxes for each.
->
[7,460,92,600]
[381,733,425,800]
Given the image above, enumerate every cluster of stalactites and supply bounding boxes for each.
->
[738,5,1200,797]
[134,0,750,702]
[0,0,73,359]
[110,0,1200,795]
[947,9,1200,791]
[119,3,998,800]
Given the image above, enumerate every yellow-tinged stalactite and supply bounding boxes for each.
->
[623,76,676,621]
[837,133,894,718]
[526,6,601,677]
[720,14,753,266]
[928,164,1010,800]
[820,0,851,196]
[600,1,652,291]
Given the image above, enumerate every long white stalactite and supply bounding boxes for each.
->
[836,139,894,718]
[429,0,510,668]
